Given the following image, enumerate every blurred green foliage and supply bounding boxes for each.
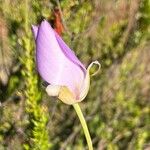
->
[0,0,150,149]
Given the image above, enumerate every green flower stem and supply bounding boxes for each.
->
[73,103,93,150]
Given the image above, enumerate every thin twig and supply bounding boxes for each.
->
[60,126,81,150]
[56,0,71,35]
[47,99,58,128]
[120,0,141,47]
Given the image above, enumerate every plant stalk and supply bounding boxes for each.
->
[73,103,93,150]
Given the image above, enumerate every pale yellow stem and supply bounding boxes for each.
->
[73,103,93,150]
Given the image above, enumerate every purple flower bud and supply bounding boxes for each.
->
[32,20,100,105]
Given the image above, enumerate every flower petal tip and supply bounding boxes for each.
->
[31,25,39,40]
[88,60,101,76]
[46,85,60,97]
[79,60,101,101]
[41,20,51,28]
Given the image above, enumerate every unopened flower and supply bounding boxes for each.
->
[32,20,100,105]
